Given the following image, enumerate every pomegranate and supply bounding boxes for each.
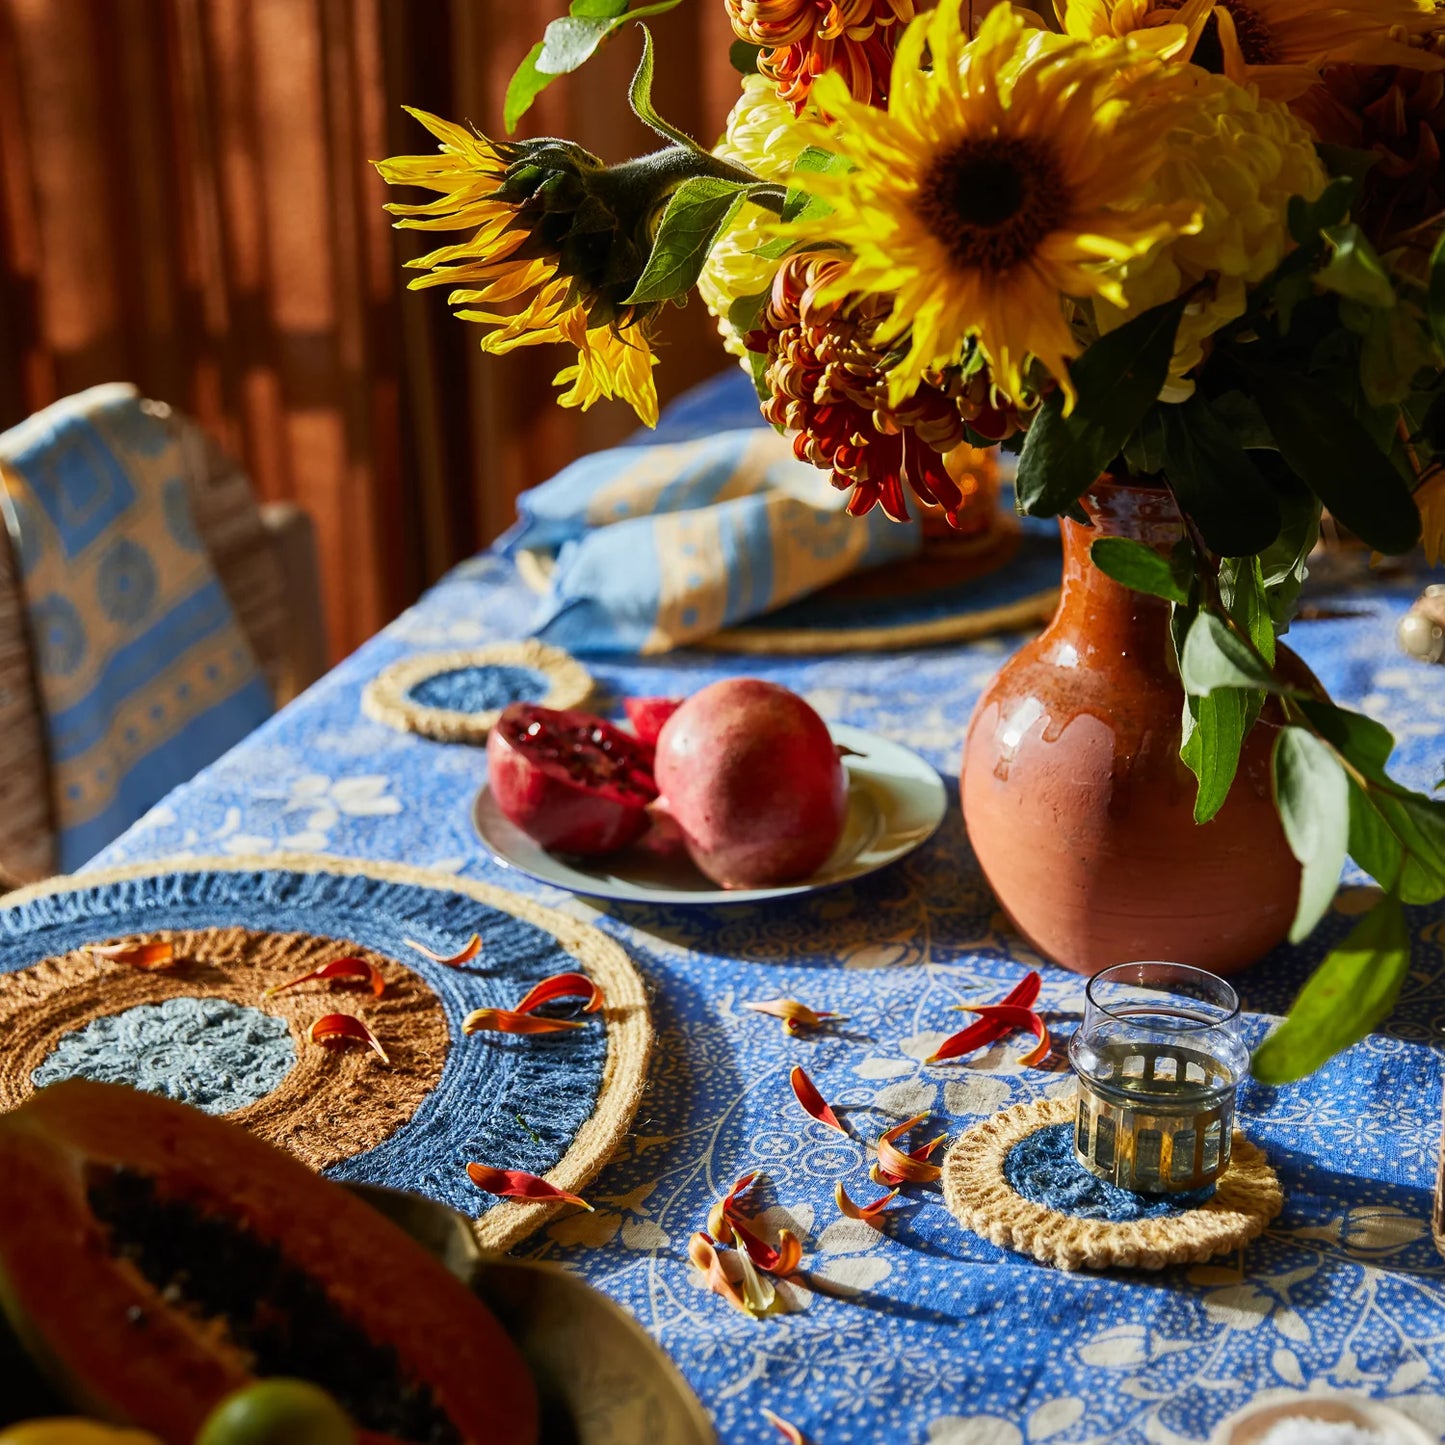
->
[624,696,682,746]
[654,679,849,888]
[487,704,658,855]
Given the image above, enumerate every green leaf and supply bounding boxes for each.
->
[1208,392,1275,450]
[1120,406,1167,476]
[1429,227,1445,359]
[1359,304,1436,408]
[570,0,630,16]
[504,42,553,133]
[1251,893,1411,1084]
[778,146,848,225]
[1273,726,1350,943]
[628,26,701,151]
[538,14,620,73]
[1317,225,1396,310]
[1219,556,1276,666]
[1181,688,1250,826]
[1296,699,1394,777]
[1287,177,1357,246]
[1372,789,1445,904]
[1016,297,1188,517]
[1180,612,1279,696]
[729,39,762,73]
[1088,537,1190,603]
[1244,363,1422,555]
[624,176,752,304]
[1160,396,1282,556]
[1347,776,1405,893]
[727,287,769,341]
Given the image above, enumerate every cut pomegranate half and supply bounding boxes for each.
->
[487,704,659,856]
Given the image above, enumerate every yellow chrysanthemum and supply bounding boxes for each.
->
[1057,0,1444,103]
[376,108,659,427]
[698,77,830,358]
[774,2,1204,410]
[1096,68,1327,395]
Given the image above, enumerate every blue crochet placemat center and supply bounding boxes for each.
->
[0,866,610,1217]
[1004,1123,1215,1221]
[407,664,549,714]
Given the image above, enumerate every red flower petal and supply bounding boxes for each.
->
[960,1003,1052,1066]
[835,1180,900,1223]
[707,1171,759,1245]
[929,970,1043,1063]
[730,1216,803,1277]
[511,970,603,1015]
[462,1008,588,1036]
[86,940,177,971]
[265,957,385,999]
[308,1013,389,1065]
[789,1065,847,1136]
[465,1164,592,1210]
[404,933,482,966]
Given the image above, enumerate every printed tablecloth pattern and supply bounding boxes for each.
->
[95,551,1445,1445]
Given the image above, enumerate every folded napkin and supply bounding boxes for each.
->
[505,424,923,654]
[0,384,273,869]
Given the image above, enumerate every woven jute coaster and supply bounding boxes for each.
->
[361,641,593,742]
[942,1097,1283,1272]
[1,854,652,1255]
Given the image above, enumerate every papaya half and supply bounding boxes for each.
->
[0,1081,538,1445]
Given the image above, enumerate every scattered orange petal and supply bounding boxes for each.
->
[761,1408,809,1445]
[874,1113,944,1185]
[835,1180,901,1224]
[735,1245,776,1315]
[265,956,384,999]
[789,1065,846,1136]
[462,1007,588,1036]
[465,1164,592,1209]
[404,933,482,966]
[745,997,844,1035]
[707,1171,759,1245]
[308,1013,389,1065]
[511,970,603,1015]
[961,1003,1052,1066]
[86,940,177,971]
[688,1231,754,1316]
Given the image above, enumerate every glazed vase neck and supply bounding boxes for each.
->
[1056,479,1185,659]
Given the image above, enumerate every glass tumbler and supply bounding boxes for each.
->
[1068,962,1250,1193]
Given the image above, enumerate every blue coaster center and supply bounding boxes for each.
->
[32,996,295,1115]
[406,664,548,714]
[1005,1123,1215,1221]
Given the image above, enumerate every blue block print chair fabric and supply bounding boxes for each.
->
[0,384,275,874]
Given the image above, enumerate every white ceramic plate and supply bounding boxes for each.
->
[472,722,947,905]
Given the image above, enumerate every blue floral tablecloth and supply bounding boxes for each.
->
[94,531,1445,1443]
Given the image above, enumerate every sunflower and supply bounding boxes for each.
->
[725,0,914,111]
[774,2,1203,410]
[698,77,831,357]
[1057,0,1444,102]
[376,108,660,427]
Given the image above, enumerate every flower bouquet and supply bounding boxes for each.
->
[378,0,1445,1082]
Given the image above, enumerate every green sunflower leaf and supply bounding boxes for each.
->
[1243,363,1422,556]
[1180,612,1280,697]
[504,43,552,134]
[1317,224,1396,311]
[1088,537,1189,603]
[624,176,753,304]
[1159,396,1282,557]
[1272,725,1350,943]
[1015,295,1188,518]
[1251,893,1411,1084]
[628,25,704,151]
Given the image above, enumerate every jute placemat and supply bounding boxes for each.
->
[942,1097,1283,1272]
[0,854,652,1254]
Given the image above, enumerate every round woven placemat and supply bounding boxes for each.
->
[0,854,652,1254]
[361,641,593,741]
[941,1097,1283,1272]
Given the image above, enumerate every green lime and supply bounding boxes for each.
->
[194,1382,355,1445]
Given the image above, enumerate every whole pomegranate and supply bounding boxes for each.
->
[487,704,658,855]
[654,679,848,888]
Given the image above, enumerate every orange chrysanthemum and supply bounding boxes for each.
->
[725,0,914,111]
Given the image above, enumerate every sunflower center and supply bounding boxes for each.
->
[913,136,1069,275]
[1168,0,1279,71]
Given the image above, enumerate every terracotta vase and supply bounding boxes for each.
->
[960,479,1301,977]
